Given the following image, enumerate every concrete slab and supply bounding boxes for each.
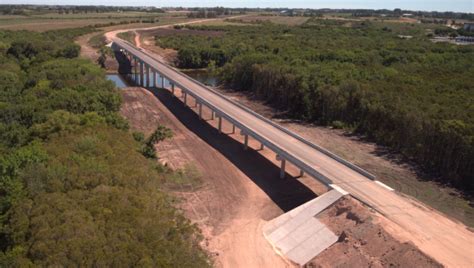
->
[263,190,344,266]
[285,226,338,265]
[264,189,343,237]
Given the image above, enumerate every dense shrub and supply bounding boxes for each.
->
[0,28,210,266]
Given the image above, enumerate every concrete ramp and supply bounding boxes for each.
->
[263,190,345,266]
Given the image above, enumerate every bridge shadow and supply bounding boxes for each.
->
[147,87,318,213]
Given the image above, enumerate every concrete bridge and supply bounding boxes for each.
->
[112,38,375,185]
[110,38,474,267]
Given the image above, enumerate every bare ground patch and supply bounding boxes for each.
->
[311,197,441,268]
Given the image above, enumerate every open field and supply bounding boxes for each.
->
[26,11,169,19]
[0,11,189,31]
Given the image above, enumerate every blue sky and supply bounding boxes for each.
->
[3,0,473,13]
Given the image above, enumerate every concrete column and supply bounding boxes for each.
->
[299,170,305,177]
[139,61,144,87]
[171,83,175,94]
[218,116,222,133]
[232,124,236,134]
[259,143,264,150]
[145,65,150,87]
[211,111,215,120]
[244,134,249,150]
[133,58,137,83]
[152,71,156,87]
[198,103,203,119]
[183,91,187,105]
[280,159,286,179]
[276,155,286,179]
[161,75,165,88]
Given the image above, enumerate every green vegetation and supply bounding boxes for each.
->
[0,28,210,266]
[157,19,474,193]
[88,32,107,48]
[140,125,174,159]
[117,31,136,44]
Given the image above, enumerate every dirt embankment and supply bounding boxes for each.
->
[120,87,298,267]
[311,197,441,267]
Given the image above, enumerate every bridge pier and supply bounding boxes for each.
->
[145,65,150,87]
[244,134,249,150]
[280,159,286,179]
[260,143,264,150]
[152,70,156,87]
[133,57,138,84]
[161,75,165,88]
[139,61,144,87]
[171,83,175,94]
[276,155,286,179]
[198,103,203,119]
[299,170,305,177]
[218,116,222,133]
[183,91,187,105]
[211,111,215,120]
[232,124,236,134]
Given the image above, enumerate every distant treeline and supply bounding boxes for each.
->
[157,20,474,193]
[172,6,474,20]
[0,28,209,266]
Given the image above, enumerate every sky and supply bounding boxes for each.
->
[3,0,473,13]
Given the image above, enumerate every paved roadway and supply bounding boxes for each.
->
[112,38,473,267]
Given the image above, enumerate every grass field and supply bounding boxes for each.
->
[0,11,188,31]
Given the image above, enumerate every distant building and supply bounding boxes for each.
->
[463,23,474,32]
[402,13,413,17]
